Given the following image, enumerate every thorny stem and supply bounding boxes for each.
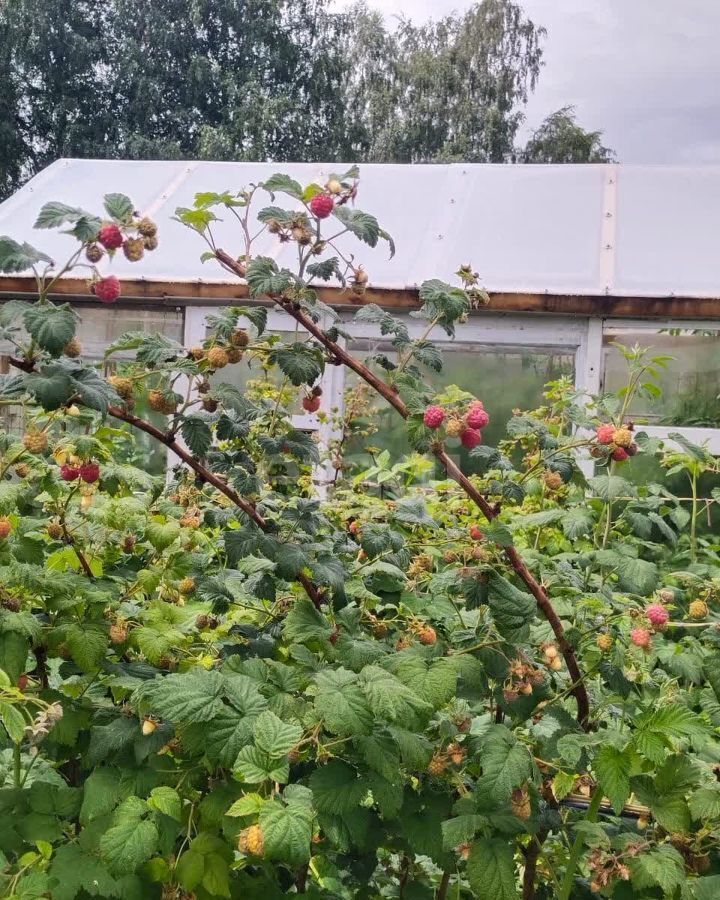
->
[522,831,549,900]
[214,248,591,729]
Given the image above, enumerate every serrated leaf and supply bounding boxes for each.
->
[283,598,332,644]
[268,344,324,387]
[588,474,635,501]
[628,845,685,895]
[310,760,365,815]
[104,193,135,224]
[487,573,536,641]
[137,670,225,724]
[476,726,533,804]
[314,668,373,736]
[245,257,293,297]
[332,206,381,247]
[262,173,304,199]
[359,665,432,724]
[0,237,52,273]
[180,416,213,456]
[22,368,75,411]
[234,745,289,784]
[225,793,265,817]
[148,786,181,821]
[80,768,121,824]
[23,303,77,356]
[561,507,594,539]
[0,701,25,742]
[34,201,93,230]
[145,520,181,551]
[689,786,720,820]
[595,745,635,813]
[49,845,117,900]
[466,838,519,900]
[0,632,29,683]
[253,710,302,758]
[259,799,312,866]
[99,804,158,875]
[65,624,107,672]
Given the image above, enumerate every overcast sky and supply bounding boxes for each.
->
[338,0,720,164]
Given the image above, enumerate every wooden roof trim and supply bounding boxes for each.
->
[0,275,719,319]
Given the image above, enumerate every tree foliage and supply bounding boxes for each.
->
[0,1,614,200]
[522,105,616,164]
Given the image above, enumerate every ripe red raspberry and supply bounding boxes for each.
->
[94,275,121,304]
[469,525,484,541]
[460,428,482,448]
[60,464,80,481]
[466,407,489,429]
[646,603,669,629]
[423,405,445,429]
[17,674,28,691]
[309,193,334,219]
[79,461,100,484]
[631,627,652,649]
[611,447,629,462]
[596,424,615,445]
[97,223,124,250]
[0,517,11,539]
[302,396,321,413]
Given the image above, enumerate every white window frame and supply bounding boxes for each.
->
[596,317,720,455]
[181,307,720,487]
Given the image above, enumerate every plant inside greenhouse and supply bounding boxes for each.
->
[0,168,717,900]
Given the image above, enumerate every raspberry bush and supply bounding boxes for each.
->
[0,171,718,898]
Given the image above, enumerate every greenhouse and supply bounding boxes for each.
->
[1,160,719,473]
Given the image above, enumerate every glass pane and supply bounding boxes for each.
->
[344,342,575,476]
[1,305,184,475]
[603,327,720,427]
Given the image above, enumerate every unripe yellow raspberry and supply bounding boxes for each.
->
[207,347,229,369]
[689,600,708,620]
[596,633,613,652]
[23,430,48,454]
[238,824,265,856]
[511,787,531,820]
[108,376,134,400]
[64,337,82,358]
[178,577,195,595]
[427,753,448,776]
[613,427,633,448]
[543,470,563,491]
[109,623,128,644]
[445,418,464,437]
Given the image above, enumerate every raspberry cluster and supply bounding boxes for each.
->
[593,422,639,463]
[86,216,159,306]
[423,399,490,449]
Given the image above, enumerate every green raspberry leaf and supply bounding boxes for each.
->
[253,710,302,758]
[23,304,77,356]
[466,838,519,900]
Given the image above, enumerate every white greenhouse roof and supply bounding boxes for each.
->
[2,159,720,298]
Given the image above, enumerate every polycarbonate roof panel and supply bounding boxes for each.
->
[1,159,720,298]
[613,166,720,297]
